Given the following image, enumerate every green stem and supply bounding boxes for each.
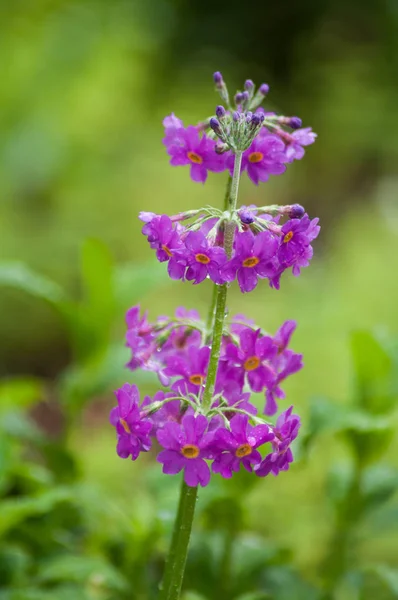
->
[159,153,242,599]
[159,481,198,600]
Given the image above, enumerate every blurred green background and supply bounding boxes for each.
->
[1,1,398,598]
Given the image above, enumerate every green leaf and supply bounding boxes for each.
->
[326,461,356,507]
[0,377,45,413]
[361,466,398,512]
[351,331,396,414]
[0,487,75,536]
[37,554,128,592]
[61,238,115,361]
[114,260,169,310]
[0,263,65,305]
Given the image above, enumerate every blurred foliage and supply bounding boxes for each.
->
[1,0,398,598]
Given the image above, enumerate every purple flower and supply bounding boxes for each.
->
[157,414,213,486]
[223,230,278,293]
[284,127,317,163]
[164,124,226,183]
[263,321,303,415]
[142,390,182,433]
[212,415,274,478]
[228,131,287,185]
[255,406,301,476]
[278,214,320,276]
[225,327,277,393]
[165,345,210,396]
[109,384,152,460]
[142,214,185,261]
[176,231,228,284]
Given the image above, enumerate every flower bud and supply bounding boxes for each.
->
[289,116,302,130]
[244,79,254,90]
[216,105,226,119]
[238,208,255,224]
[259,83,269,95]
[213,71,223,85]
[210,117,222,136]
[286,204,305,219]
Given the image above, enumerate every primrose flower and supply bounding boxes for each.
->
[225,327,278,393]
[212,415,273,478]
[165,345,210,396]
[164,122,227,183]
[178,231,228,284]
[229,131,287,185]
[157,414,214,487]
[255,406,301,476]
[109,384,152,460]
[142,214,185,262]
[284,127,317,163]
[278,214,320,276]
[223,230,278,292]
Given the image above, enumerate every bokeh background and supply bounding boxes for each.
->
[1,1,398,599]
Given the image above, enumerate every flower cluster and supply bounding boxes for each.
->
[109,305,302,486]
[140,210,320,292]
[110,71,317,489]
[163,75,316,185]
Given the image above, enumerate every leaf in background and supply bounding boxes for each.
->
[0,487,75,536]
[59,342,157,412]
[0,263,66,306]
[37,554,128,592]
[0,586,89,600]
[351,331,396,414]
[114,260,169,311]
[361,465,398,513]
[61,238,116,362]
[326,461,356,508]
[0,377,45,413]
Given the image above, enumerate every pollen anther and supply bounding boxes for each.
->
[235,443,252,458]
[189,374,204,385]
[187,151,203,164]
[248,151,264,163]
[243,256,260,268]
[120,418,131,434]
[283,231,294,243]
[244,356,260,371]
[195,253,210,264]
[181,444,200,459]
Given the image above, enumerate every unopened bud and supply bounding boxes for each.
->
[215,141,229,154]
[244,79,254,90]
[286,204,305,219]
[289,117,302,129]
[210,117,222,136]
[213,71,223,85]
[238,208,255,225]
[235,92,244,104]
[259,83,269,95]
[216,105,226,119]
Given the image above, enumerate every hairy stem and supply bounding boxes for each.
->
[159,481,198,600]
[159,153,242,599]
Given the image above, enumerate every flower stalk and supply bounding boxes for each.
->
[160,152,243,598]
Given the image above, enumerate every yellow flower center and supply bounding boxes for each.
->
[195,253,210,264]
[235,443,252,458]
[162,244,173,257]
[242,256,260,268]
[244,356,260,371]
[248,151,264,163]
[187,151,203,164]
[120,418,131,434]
[181,444,200,459]
[189,374,204,386]
[283,231,294,243]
